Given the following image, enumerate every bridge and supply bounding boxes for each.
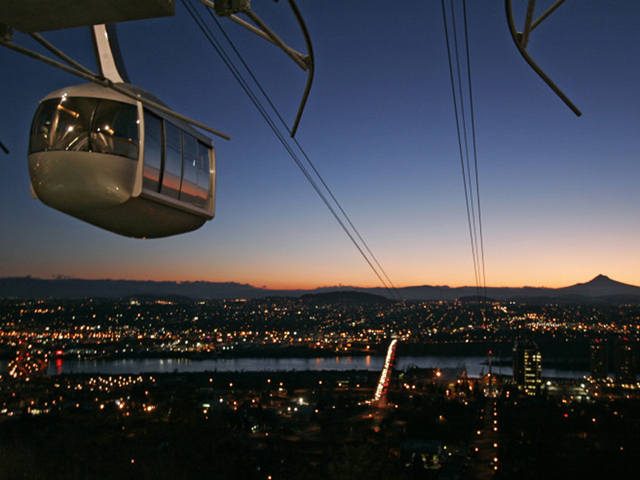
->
[372,338,398,407]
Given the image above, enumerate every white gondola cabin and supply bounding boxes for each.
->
[28,83,216,238]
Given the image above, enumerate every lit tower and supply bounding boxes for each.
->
[589,341,608,382]
[614,339,636,386]
[512,341,541,396]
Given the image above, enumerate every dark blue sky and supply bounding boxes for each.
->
[1,1,639,289]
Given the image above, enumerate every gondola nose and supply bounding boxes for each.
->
[29,150,136,212]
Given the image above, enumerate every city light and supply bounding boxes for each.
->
[1,296,640,478]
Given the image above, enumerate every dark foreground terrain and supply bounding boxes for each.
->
[2,369,640,479]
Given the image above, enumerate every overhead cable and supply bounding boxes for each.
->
[200,5,401,301]
[461,0,487,298]
[441,0,487,298]
[183,0,403,301]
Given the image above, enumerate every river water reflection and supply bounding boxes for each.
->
[0,356,586,379]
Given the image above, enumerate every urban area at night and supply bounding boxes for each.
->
[2,291,640,479]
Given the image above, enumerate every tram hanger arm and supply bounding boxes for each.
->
[199,0,314,136]
[232,11,309,70]
[198,0,309,70]
[505,0,581,116]
[109,82,232,140]
[0,37,231,140]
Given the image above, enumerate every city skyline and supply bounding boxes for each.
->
[1,1,640,290]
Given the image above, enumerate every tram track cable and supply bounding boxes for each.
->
[441,0,487,298]
[183,0,403,302]
[201,7,401,303]
[461,0,487,299]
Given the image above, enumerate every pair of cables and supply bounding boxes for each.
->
[183,0,403,301]
[441,0,487,298]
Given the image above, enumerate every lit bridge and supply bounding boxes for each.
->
[372,338,398,407]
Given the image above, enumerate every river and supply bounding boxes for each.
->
[0,356,590,379]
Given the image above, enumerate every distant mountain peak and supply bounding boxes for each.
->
[560,274,640,298]
[581,274,630,288]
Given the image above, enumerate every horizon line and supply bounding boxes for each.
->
[0,273,625,291]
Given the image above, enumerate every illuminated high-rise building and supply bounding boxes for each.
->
[513,341,541,396]
[615,339,636,386]
[590,341,608,381]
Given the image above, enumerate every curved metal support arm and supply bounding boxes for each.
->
[243,9,309,71]
[199,1,309,69]
[0,38,231,139]
[200,1,307,65]
[505,0,581,116]
[203,0,314,136]
[288,0,314,137]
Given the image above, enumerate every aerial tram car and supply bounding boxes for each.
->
[0,0,313,238]
[28,81,216,238]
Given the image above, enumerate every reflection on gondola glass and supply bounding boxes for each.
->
[30,97,139,159]
[142,111,162,192]
[162,122,182,200]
